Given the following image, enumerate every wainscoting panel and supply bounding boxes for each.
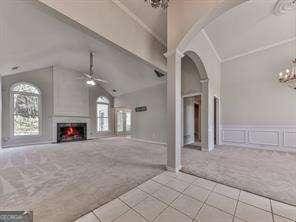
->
[249,130,280,146]
[222,130,246,143]
[221,125,296,151]
[283,131,296,148]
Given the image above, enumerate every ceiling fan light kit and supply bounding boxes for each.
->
[86,80,96,86]
[82,52,108,86]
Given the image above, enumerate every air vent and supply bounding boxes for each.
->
[154,69,165,78]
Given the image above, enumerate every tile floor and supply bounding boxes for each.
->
[75,171,296,222]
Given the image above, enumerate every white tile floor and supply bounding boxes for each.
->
[75,171,296,222]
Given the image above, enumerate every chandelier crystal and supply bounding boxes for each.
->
[278,58,296,89]
[144,0,169,9]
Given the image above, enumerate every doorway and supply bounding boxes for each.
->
[183,94,202,147]
[115,108,131,136]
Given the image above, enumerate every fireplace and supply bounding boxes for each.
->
[57,123,87,143]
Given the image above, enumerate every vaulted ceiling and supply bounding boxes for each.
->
[205,0,296,62]
[0,0,165,96]
[118,0,167,45]
[0,0,294,98]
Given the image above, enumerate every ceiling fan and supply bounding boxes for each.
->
[81,52,108,86]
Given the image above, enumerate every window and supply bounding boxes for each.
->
[97,96,109,132]
[11,83,41,136]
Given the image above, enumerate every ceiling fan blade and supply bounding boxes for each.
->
[83,73,92,79]
[94,78,108,83]
[75,77,85,80]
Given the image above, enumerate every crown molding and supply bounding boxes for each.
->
[201,29,222,63]
[222,37,296,63]
[111,0,165,46]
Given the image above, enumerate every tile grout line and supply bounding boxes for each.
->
[232,189,241,222]
[147,172,199,222]
[192,183,217,221]
[118,197,151,222]
[270,199,275,222]
[91,211,102,222]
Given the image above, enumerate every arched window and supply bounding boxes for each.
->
[97,96,109,132]
[11,83,41,136]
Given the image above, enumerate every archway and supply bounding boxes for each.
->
[181,51,209,151]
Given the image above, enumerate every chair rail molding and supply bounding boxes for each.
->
[221,124,296,152]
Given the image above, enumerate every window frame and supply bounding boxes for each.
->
[10,82,42,138]
[96,96,110,132]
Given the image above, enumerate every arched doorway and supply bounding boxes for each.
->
[181,51,210,151]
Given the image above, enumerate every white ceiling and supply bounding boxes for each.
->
[205,0,296,61]
[0,0,165,96]
[118,0,167,44]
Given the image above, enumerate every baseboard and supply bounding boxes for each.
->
[128,137,167,146]
[2,140,54,149]
[166,165,182,173]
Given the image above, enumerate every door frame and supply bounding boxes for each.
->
[181,92,202,147]
[214,96,221,146]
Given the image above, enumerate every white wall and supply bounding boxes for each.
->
[221,41,296,150]
[114,83,166,144]
[53,67,89,117]
[182,55,202,96]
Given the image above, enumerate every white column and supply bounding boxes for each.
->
[166,50,184,172]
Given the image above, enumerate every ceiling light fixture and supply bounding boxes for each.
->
[86,80,96,86]
[144,0,169,9]
[278,58,296,89]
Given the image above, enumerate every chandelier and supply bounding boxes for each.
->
[278,58,296,89]
[144,0,169,9]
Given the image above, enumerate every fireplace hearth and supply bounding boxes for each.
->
[57,123,87,143]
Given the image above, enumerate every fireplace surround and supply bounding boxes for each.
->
[57,123,87,143]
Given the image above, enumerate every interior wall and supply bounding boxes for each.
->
[2,66,115,147]
[181,55,202,96]
[114,83,166,144]
[2,67,54,147]
[221,41,296,150]
[53,67,89,117]
[184,31,222,150]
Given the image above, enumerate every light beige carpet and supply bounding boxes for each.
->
[0,138,166,222]
[182,145,296,206]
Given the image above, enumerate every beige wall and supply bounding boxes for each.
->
[37,0,166,71]
[221,41,296,125]
[114,83,167,143]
